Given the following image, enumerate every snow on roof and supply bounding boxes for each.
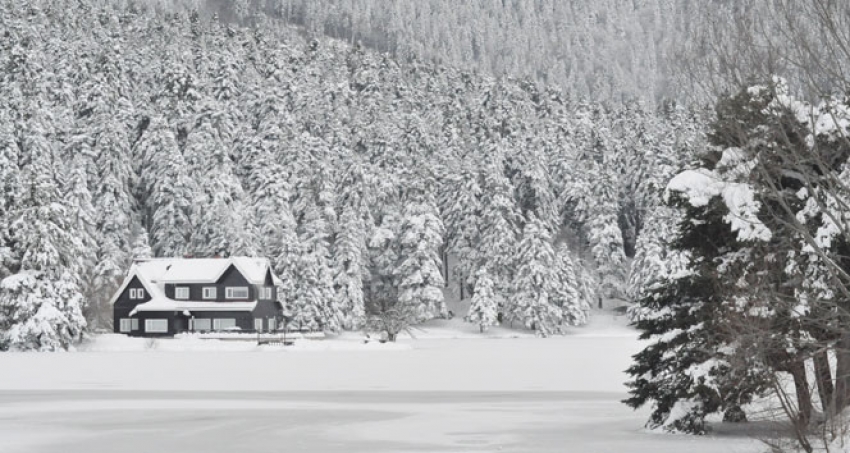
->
[158,259,232,283]
[108,257,273,306]
[152,257,270,285]
[130,299,258,315]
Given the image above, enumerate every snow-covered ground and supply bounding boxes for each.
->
[0,313,763,453]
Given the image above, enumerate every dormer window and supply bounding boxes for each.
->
[175,287,190,300]
[225,287,249,299]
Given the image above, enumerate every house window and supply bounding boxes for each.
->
[225,287,249,299]
[129,288,144,300]
[128,289,136,299]
[213,318,237,330]
[119,318,133,332]
[191,318,211,331]
[175,287,190,300]
[145,319,168,333]
[132,319,139,330]
[268,318,277,331]
[260,287,273,300]
[202,287,217,300]
[254,318,263,332]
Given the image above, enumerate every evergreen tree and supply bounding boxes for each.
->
[291,201,339,332]
[333,205,366,329]
[131,229,153,260]
[552,244,589,326]
[396,183,446,321]
[467,268,498,332]
[137,116,196,257]
[509,214,563,337]
[1,114,86,351]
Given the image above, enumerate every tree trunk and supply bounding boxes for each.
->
[814,350,835,414]
[789,360,813,427]
[442,248,449,287]
[459,271,464,300]
[834,334,850,411]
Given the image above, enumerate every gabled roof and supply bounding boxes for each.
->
[158,257,271,285]
[108,257,274,306]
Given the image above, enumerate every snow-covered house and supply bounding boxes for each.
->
[110,257,282,337]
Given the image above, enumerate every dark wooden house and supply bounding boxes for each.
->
[110,257,282,337]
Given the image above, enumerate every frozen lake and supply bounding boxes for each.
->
[0,390,760,453]
[0,318,764,452]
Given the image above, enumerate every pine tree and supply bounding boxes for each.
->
[627,205,689,322]
[131,230,153,260]
[509,214,562,337]
[552,244,589,326]
[137,116,196,257]
[396,183,446,321]
[1,114,86,351]
[477,148,521,306]
[290,202,339,332]
[467,268,498,332]
[185,110,258,257]
[332,205,366,329]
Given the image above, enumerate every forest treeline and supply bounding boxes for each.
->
[0,0,698,350]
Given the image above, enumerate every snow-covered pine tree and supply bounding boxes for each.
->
[552,244,589,326]
[396,181,446,321]
[333,204,367,330]
[509,214,562,337]
[477,146,521,306]
[439,163,482,294]
[366,207,401,309]
[185,109,258,257]
[131,229,153,260]
[627,205,689,322]
[1,112,86,351]
[64,157,100,325]
[136,116,196,257]
[291,200,339,332]
[467,267,498,332]
[585,158,628,300]
[0,110,20,278]
[626,84,795,433]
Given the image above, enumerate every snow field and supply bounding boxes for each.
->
[0,315,762,452]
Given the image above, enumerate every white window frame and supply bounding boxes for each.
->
[119,318,133,333]
[268,318,277,332]
[145,319,168,333]
[202,287,217,300]
[225,287,249,299]
[260,287,273,300]
[213,318,237,330]
[254,318,263,332]
[175,287,190,300]
[131,318,139,330]
[136,288,145,299]
[129,288,138,299]
[191,318,211,331]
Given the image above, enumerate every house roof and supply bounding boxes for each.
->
[108,256,274,306]
[158,257,270,284]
